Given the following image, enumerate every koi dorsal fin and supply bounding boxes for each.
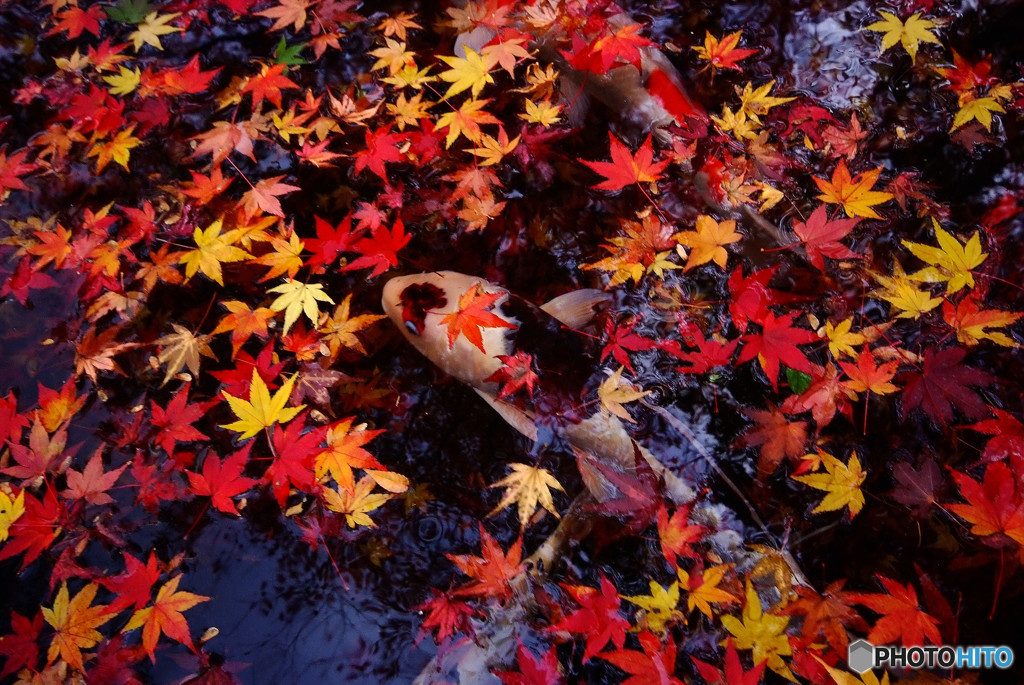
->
[540,290,611,330]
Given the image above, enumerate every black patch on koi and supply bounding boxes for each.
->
[400,282,447,335]
[499,294,603,425]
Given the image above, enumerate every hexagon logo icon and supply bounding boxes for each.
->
[848,639,875,674]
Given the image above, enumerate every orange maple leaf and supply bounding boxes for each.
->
[241,62,299,110]
[850,575,942,647]
[125,575,210,661]
[42,583,117,672]
[735,404,809,477]
[674,215,743,271]
[581,133,669,192]
[692,30,758,71]
[448,524,524,601]
[440,283,517,353]
[813,160,894,219]
[315,417,386,494]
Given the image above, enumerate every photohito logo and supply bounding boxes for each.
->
[848,639,1015,674]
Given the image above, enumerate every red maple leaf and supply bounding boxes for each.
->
[967,408,1024,464]
[780,580,868,654]
[727,266,796,333]
[737,312,818,392]
[781,362,856,428]
[589,23,655,73]
[692,638,766,685]
[352,126,408,183]
[305,214,361,269]
[156,54,222,96]
[0,148,36,195]
[1,255,57,306]
[0,610,43,679]
[580,133,669,192]
[448,524,524,601]
[2,419,75,486]
[0,391,27,445]
[0,487,62,570]
[240,175,300,218]
[150,385,210,455]
[46,4,105,39]
[660,329,738,375]
[266,412,326,507]
[209,344,285,397]
[496,642,564,685]
[900,347,993,426]
[599,631,683,685]
[100,552,161,614]
[440,283,517,354]
[181,167,234,205]
[850,575,942,647]
[342,218,411,278]
[132,453,188,513]
[413,589,477,644]
[187,444,258,515]
[791,204,862,270]
[601,317,655,375]
[241,62,299,109]
[947,460,1024,547]
[548,574,629,662]
[484,351,540,400]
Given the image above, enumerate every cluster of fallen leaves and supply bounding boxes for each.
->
[0,0,1023,683]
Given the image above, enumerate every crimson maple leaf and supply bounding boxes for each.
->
[0,148,36,195]
[484,351,540,400]
[601,317,655,375]
[413,589,477,644]
[0,391,27,445]
[187,444,258,515]
[2,256,57,306]
[548,574,629,662]
[342,218,411,278]
[305,214,362,269]
[901,346,993,425]
[791,204,862,271]
[440,283,517,354]
[660,329,739,375]
[850,575,942,647]
[738,312,818,392]
[448,524,524,601]
[580,133,669,192]
[265,412,326,507]
[692,638,766,685]
[100,552,161,614]
[967,408,1024,464]
[599,631,683,685]
[727,266,796,333]
[496,642,563,685]
[0,487,62,570]
[0,610,42,678]
[132,454,188,513]
[150,385,210,455]
[352,126,408,183]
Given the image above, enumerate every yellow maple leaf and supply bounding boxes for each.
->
[221,368,305,439]
[380,62,435,90]
[598,366,651,423]
[178,220,252,286]
[902,218,987,294]
[951,95,1005,132]
[721,580,794,681]
[387,92,433,130]
[87,126,141,172]
[267,278,334,335]
[252,231,305,282]
[322,475,391,528]
[737,81,795,125]
[677,564,738,618]
[129,12,182,52]
[816,657,891,685]
[0,489,25,542]
[376,11,422,42]
[438,47,496,99]
[622,581,683,634]
[518,98,562,127]
[823,317,865,359]
[370,38,415,75]
[793,450,866,518]
[43,583,117,672]
[102,65,140,96]
[467,127,521,166]
[871,262,942,319]
[864,11,941,62]
[814,160,894,220]
[488,463,564,529]
[673,215,743,271]
[320,293,386,357]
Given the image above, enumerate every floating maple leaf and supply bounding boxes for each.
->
[674,215,742,271]
[736,404,809,477]
[720,580,793,680]
[43,582,117,671]
[548,574,628,662]
[488,462,564,528]
[813,160,893,220]
[580,133,669,192]
[900,346,993,425]
[792,450,867,519]
[692,30,758,72]
[220,369,305,439]
[447,524,524,601]
[792,204,861,270]
[849,575,942,647]
[864,11,941,62]
[484,351,539,400]
[440,283,516,354]
[902,218,987,294]
[599,631,683,685]
[737,312,818,392]
[187,445,258,515]
[124,575,210,661]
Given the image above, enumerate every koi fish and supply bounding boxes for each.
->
[381,270,695,506]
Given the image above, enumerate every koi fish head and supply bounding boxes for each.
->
[381,271,516,388]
